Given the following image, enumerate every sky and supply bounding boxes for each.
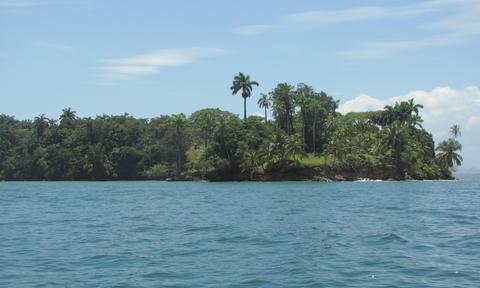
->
[1,0,479,170]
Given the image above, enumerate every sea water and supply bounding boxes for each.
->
[1,179,479,287]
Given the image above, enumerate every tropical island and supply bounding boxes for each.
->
[0,73,463,181]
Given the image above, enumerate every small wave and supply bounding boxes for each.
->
[216,235,283,246]
[216,235,250,244]
[236,279,274,286]
[365,233,409,244]
[169,248,218,257]
[380,233,408,243]
[183,225,223,233]
[355,178,383,182]
[141,271,177,279]
[384,206,403,211]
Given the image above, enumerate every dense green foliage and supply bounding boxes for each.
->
[0,78,461,181]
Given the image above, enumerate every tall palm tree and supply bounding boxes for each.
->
[230,72,259,120]
[271,83,295,134]
[450,124,461,138]
[407,99,423,115]
[59,107,76,128]
[257,93,270,124]
[33,114,49,138]
[436,139,463,172]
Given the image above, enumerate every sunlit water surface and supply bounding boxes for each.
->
[1,179,479,287]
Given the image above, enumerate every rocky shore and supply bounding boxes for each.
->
[181,166,454,182]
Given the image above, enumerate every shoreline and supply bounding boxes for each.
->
[0,166,455,182]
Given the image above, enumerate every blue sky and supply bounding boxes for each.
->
[1,0,479,169]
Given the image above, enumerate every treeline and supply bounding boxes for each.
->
[0,81,461,181]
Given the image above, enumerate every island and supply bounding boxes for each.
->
[0,73,463,181]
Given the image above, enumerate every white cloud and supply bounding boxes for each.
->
[391,86,480,135]
[250,112,265,118]
[96,47,225,82]
[98,65,157,75]
[233,24,275,36]
[339,1,480,59]
[339,86,480,133]
[247,0,450,35]
[338,94,387,114]
[338,35,460,59]
[286,5,428,24]
[467,115,480,130]
[339,86,480,168]
[234,1,480,58]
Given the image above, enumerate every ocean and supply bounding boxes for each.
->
[1,179,479,287]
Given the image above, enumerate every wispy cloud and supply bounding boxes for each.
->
[338,1,480,59]
[234,1,480,59]
[233,24,275,36]
[235,2,435,36]
[96,47,225,82]
[338,34,466,60]
[286,5,428,25]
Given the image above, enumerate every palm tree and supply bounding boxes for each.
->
[271,83,295,134]
[33,114,49,138]
[257,93,270,124]
[230,72,259,120]
[59,108,76,128]
[406,99,424,128]
[383,121,408,178]
[450,124,461,138]
[285,134,306,161]
[436,139,463,172]
[407,99,423,115]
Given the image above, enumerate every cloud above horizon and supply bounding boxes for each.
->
[339,2,480,59]
[338,85,480,168]
[96,48,225,82]
[286,4,429,25]
[235,0,440,35]
[234,1,480,59]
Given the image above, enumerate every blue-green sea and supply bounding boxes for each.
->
[1,179,479,287]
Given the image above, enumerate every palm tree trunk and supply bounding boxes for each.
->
[302,111,306,146]
[264,107,267,124]
[243,97,247,121]
[313,116,316,154]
